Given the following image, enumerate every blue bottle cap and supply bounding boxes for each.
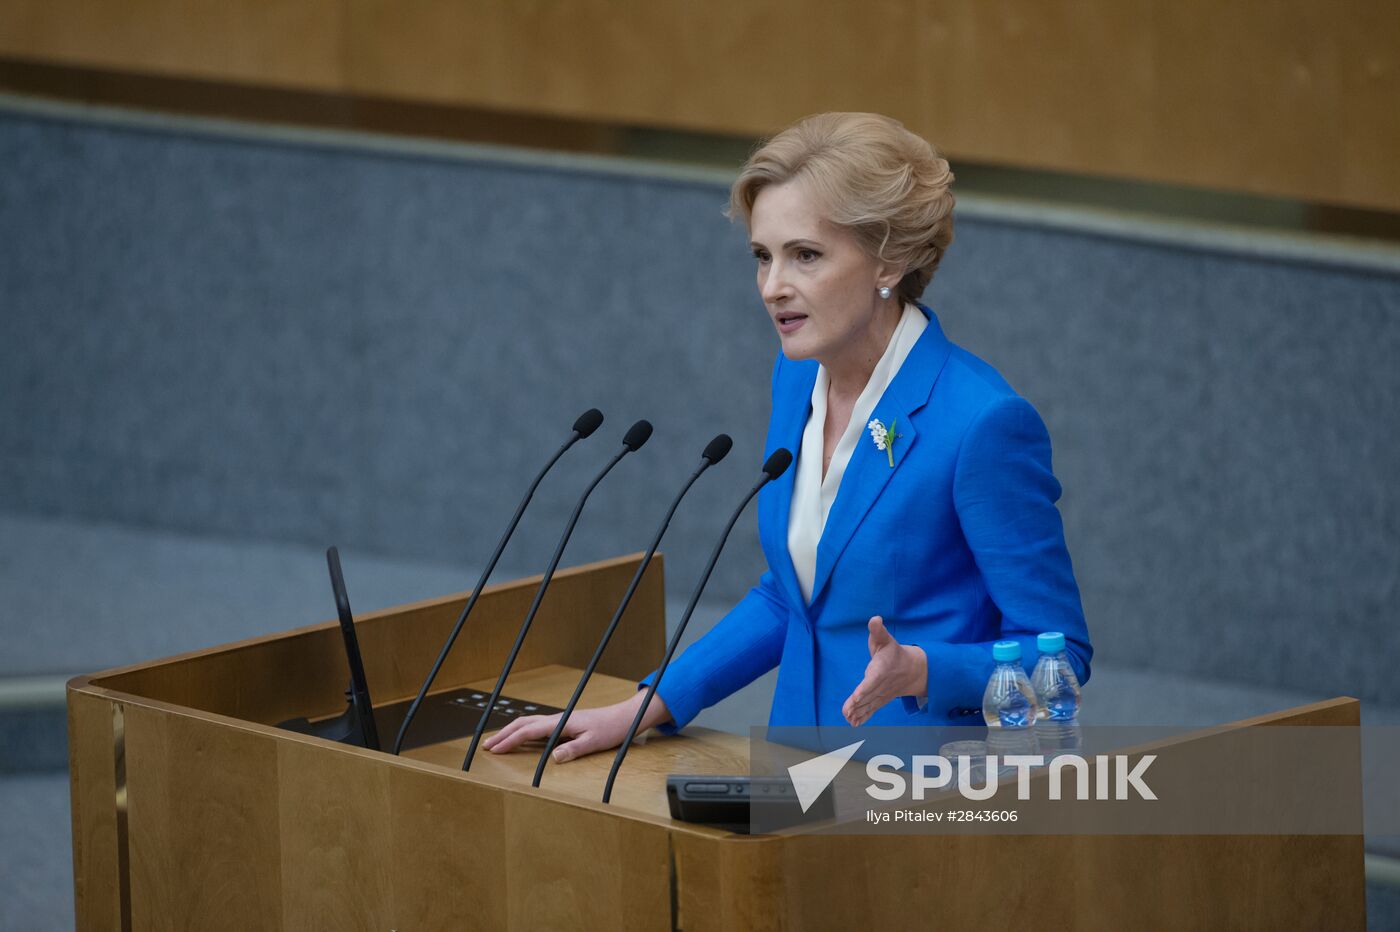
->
[1037,632,1066,654]
[992,640,1020,662]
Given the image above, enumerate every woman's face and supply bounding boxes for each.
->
[749,178,899,366]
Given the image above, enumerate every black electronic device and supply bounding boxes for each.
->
[276,546,380,749]
[378,688,564,750]
[665,774,835,834]
[277,547,568,750]
[280,685,566,752]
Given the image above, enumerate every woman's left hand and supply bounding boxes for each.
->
[841,616,928,726]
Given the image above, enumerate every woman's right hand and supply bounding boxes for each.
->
[481,691,672,764]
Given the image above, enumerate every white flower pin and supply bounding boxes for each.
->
[867,417,902,467]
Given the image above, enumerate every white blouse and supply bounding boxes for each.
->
[787,302,927,603]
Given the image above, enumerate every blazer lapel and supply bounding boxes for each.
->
[808,308,953,605]
[760,357,818,611]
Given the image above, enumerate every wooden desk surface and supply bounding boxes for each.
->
[401,664,752,824]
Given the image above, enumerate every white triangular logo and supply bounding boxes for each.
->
[787,740,865,813]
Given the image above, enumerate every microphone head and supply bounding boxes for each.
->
[572,408,604,438]
[762,448,793,480]
[701,434,733,465]
[622,420,653,451]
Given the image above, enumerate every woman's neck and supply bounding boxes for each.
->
[822,304,902,402]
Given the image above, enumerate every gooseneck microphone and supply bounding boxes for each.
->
[461,419,654,771]
[532,434,733,787]
[602,448,792,803]
[390,408,604,755]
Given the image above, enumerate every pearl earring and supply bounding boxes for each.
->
[878,286,892,299]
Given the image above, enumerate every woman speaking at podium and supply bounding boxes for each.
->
[487,112,1092,763]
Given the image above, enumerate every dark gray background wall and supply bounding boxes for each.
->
[2,106,1398,704]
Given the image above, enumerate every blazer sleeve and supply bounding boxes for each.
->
[902,394,1092,719]
[638,350,795,733]
[638,569,789,734]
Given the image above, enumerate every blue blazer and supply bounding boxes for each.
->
[648,305,1091,730]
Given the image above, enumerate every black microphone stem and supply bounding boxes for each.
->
[392,429,580,755]
[461,440,640,771]
[532,461,708,787]
[602,468,775,804]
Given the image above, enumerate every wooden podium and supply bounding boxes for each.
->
[67,554,1366,930]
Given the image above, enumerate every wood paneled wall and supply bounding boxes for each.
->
[2,1,1397,211]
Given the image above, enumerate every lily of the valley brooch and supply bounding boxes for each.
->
[868,417,901,468]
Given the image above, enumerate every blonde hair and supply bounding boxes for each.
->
[729,112,955,304]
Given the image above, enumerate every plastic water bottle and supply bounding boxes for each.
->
[1031,632,1082,755]
[981,640,1039,756]
[1030,632,1081,724]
